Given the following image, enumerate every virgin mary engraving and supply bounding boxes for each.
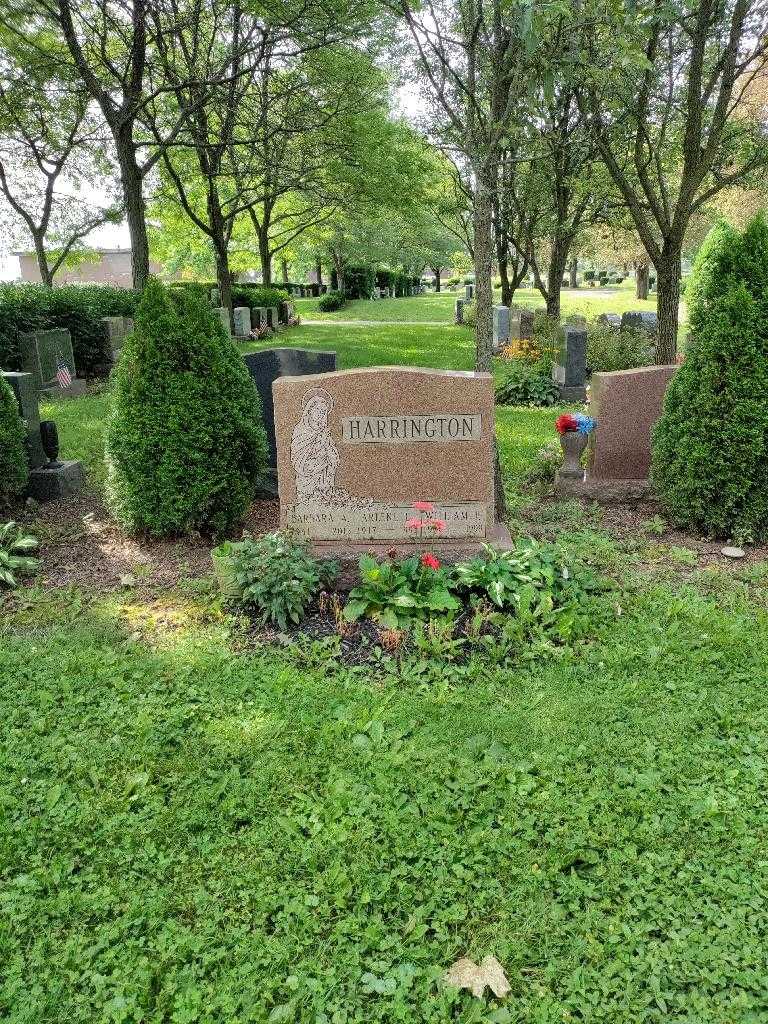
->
[290,388,377,510]
[290,388,340,502]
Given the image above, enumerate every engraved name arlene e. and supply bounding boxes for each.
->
[341,414,482,444]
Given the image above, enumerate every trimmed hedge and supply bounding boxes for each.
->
[343,265,376,300]
[318,290,345,312]
[231,285,289,311]
[105,279,268,537]
[0,376,28,504]
[652,214,768,541]
[0,283,138,378]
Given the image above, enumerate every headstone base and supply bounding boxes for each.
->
[309,523,513,590]
[553,472,655,503]
[40,379,88,400]
[28,460,85,501]
[556,384,587,402]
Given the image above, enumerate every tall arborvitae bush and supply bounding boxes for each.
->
[106,279,267,536]
[0,377,28,505]
[652,215,768,540]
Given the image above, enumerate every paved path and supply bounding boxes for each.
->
[302,319,449,327]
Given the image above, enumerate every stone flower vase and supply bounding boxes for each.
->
[559,429,588,479]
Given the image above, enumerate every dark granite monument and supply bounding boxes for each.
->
[19,328,86,397]
[621,310,658,336]
[243,348,337,493]
[492,305,510,352]
[597,312,622,329]
[1,370,85,500]
[2,371,46,468]
[553,325,587,401]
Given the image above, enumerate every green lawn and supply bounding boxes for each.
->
[5,313,766,1022]
[296,280,662,323]
[3,549,768,1021]
[48,323,564,491]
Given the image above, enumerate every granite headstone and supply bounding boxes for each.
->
[553,325,587,401]
[19,328,85,396]
[233,306,252,337]
[621,310,658,336]
[243,348,337,491]
[492,305,510,351]
[273,367,511,557]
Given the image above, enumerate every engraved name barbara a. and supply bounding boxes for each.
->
[341,413,481,444]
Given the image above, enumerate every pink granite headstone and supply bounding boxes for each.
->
[588,365,677,480]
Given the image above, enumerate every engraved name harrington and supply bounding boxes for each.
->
[341,414,481,443]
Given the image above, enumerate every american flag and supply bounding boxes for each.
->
[56,359,72,389]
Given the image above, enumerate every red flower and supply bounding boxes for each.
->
[555,413,579,434]
[421,553,440,570]
[429,518,446,532]
[405,517,424,530]
[412,500,435,512]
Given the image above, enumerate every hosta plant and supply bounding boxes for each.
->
[0,521,39,588]
[455,540,605,644]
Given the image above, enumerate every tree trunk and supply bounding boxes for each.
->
[214,246,234,332]
[32,232,53,287]
[281,258,289,284]
[546,238,570,319]
[115,128,150,291]
[636,259,649,300]
[432,267,442,292]
[473,160,494,371]
[258,228,272,286]
[569,257,578,288]
[498,257,512,305]
[655,250,681,364]
[315,258,322,286]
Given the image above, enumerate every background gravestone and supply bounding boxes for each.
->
[102,316,134,368]
[597,312,621,329]
[465,283,475,301]
[519,309,534,340]
[19,328,85,396]
[252,307,267,329]
[1,371,46,468]
[492,306,510,351]
[216,307,231,335]
[553,325,587,401]
[242,348,337,493]
[233,306,251,337]
[265,307,279,330]
[588,365,677,480]
[454,298,465,324]
[621,310,658,336]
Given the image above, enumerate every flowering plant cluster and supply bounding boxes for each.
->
[405,500,446,537]
[500,338,541,364]
[555,412,597,435]
[249,325,274,341]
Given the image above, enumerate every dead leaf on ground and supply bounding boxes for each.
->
[444,955,511,999]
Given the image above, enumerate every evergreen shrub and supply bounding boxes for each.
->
[652,214,768,540]
[106,279,267,537]
[0,376,28,504]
